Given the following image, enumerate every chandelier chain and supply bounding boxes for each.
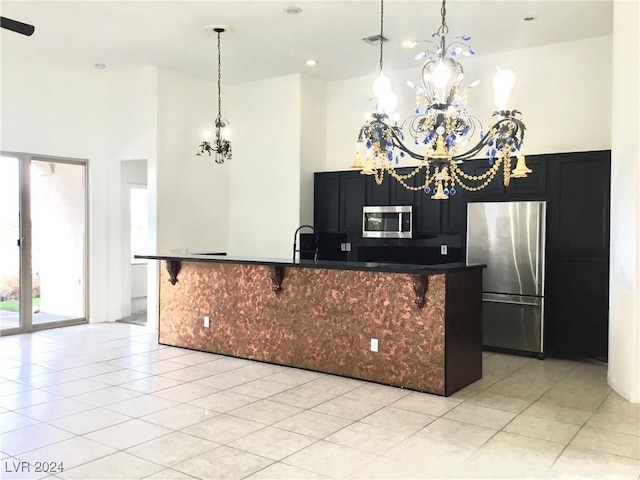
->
[379,0,384,72]
[217,31,222,123]
[438,0,448,36]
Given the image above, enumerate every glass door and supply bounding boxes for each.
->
[31,159,87,326]
[0,156,22,332]
[0,154,87,334]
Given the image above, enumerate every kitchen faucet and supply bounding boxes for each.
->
[292,225,319,262]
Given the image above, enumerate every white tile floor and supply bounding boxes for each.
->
[0,323,638,480]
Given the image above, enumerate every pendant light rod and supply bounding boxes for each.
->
[379,0,384,72]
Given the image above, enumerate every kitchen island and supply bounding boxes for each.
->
[137,254,485,396]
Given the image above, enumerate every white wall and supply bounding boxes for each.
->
[0,58,158,322]
[608,0,640,403]
[226,74,302,258]
[325,35,613,172]
[300,75,327,227]
[155,68,229,255]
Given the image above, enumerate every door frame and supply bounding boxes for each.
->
[1,151,89,335]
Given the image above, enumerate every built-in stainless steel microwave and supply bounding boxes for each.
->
[363,206,413,238]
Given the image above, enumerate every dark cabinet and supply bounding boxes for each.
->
[339,172,366,233]
[365,174,389,206]
[365,168,417,206]
[313,152,611,361]
[550,153,610,253]
[416,188,442,236]
[441,188,467,234]
[546,257,609,359]
[390,169,417,205]
[314,173,340,232]
[467,159,506,196]
[509,156,547,195]
[545,151,611,360]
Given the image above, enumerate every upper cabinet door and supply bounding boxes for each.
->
[389,167,418,206]
[416,188,441,236]
[463,159,506,196]
[314,173,340,232]
[549,151,611,254]
[339,172,366,233]
[365,174,390,206]
[441,187,467,234]
[507,156,547,195]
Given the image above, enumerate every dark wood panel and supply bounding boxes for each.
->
[546,257,609,359]
[445,268,483,395]
[416,188,441,235]
[553,153,611,253]
[441,188,467,234]
[339,172,366,233]
[466,159,506,196]
[314,173,340,232]
[365,174,390,206]
[508,156,547,195]
[390,168,418,206]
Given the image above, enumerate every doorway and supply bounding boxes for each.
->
[0,154,88,334]
[118,159,148,326]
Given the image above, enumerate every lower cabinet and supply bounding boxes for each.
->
[546,256,609,359]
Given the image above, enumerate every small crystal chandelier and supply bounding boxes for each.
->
[197,26,232,163]
[354,0,531,200]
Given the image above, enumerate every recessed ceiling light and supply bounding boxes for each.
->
[94,63,106,70]
[306,59,317,67]
[524,16,538,22]
[285,6,302,15]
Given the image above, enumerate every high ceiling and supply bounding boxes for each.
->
[1,1,613,85]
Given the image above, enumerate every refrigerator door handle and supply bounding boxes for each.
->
[483,298,540,307]
[536,202,546,294]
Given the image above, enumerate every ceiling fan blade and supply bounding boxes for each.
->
[0,17,35,36]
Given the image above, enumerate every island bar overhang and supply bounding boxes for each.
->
[138,254,485,396]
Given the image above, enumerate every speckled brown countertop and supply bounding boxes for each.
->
[135,253,485,275]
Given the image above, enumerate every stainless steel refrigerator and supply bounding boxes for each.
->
[466,201,546,356]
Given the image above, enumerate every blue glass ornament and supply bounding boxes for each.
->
[450,188,457,196]
[400,152,405,157]
[462,35,471,41]
[424,186,431,194]
[366,140,372,149]
[444,188,450,195]
[469,46,476,54]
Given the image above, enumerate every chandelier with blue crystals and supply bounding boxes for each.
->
[353,0,531,200]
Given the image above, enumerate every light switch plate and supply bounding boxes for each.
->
[440,245,448,255]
